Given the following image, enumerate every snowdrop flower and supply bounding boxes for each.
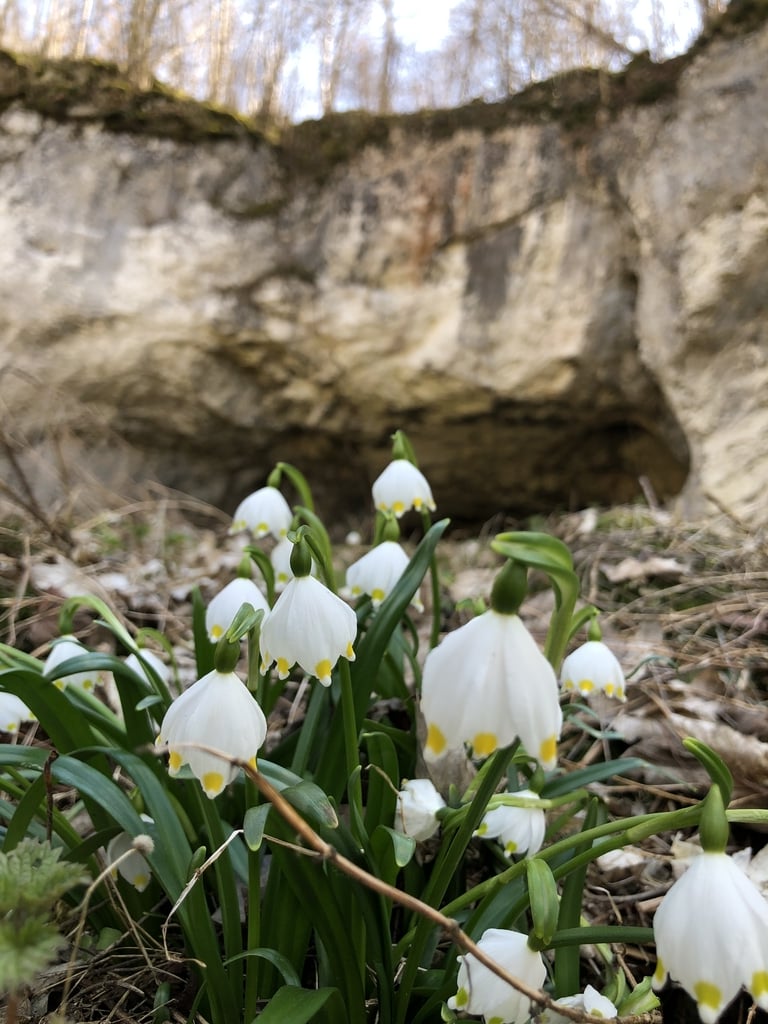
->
[652,850,768,1023]
[394,778,446,842]
[230,486,292,539]
[205,578,270,641]
[538,985,617,1023]
[260,574,357,686]
[346,540,422,610]
[447,928,547,1024]
[0,691,35,734]
[43,636,110,692]
[421,611,562,770]
[124,649,170,685]
[560,640,626,701]
[474,790,546,857]
[372,459,435,517]
[106,817,155,893]
[157,669,268,798]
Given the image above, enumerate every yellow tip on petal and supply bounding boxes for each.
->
[578,679,595,693]
[83,678,94,690]
[504,841,518,855]
[694,981,723,1014]
[653,958,666,988]
[211,624,223,639]
[256,521,269,535]
[247,756,258,772]
[276,657,291,678]
[345,641,355,661]
[454,987,469,1009]
[315,659,332,683]
[413,497,423,509]
[202,771,226,798]
[425,722,447,757]
[392,500,405,515]
[753,972,768,999]
[472,732,498,757]
[132,874,150,891]
[54,678,66,690]
[539,734,558,766]
[604,682,615,696]
[371,588,385,603]
[168,750,184,773]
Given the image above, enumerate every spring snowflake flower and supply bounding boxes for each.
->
[474,790,546,857]
[123,649,170,685]
[538,985,617,1023]
[652,850,768,1023]
[260,574,357,686]
[157,669,268,798]
[230,485,292,539]
[372,459,436,517]
[394,778,446,842]
[106,816,154,893]
[205,578,270,641]
[447,928,547,1024]
[560,640,626,701]
[0,691,35,734]
[346,540,422,610]
[43,636,110,692]
[271,537,294,590]
[421,611,562,770]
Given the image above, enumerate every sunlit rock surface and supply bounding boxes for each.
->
[0,6,766,524]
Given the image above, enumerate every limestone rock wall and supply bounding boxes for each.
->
[1,8,766,525]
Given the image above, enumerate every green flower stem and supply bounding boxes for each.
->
[338,659,360,788]
[244,783,261,1023]
[441,803,704,920]
[420,509,441,649]
[394,744,516,1024]
[196,790,244,1013]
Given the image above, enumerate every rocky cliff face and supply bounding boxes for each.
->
[1,4,766,526]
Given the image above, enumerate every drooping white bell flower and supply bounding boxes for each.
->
[260,574,357,686]
[0,691,35,734]
[474,790,546,857]
[447,928,547,1024]
[106,816,155,893]
[43,636,111,693]
[205,578,270,641]
[346,540,422,610]
[394,778,446,842]
[560,640,626,701]
[157,669,268,799]
[652,850,768,1023]
[123,649,170,685]
[372,459,436,518]
[421,610,562,769]
[271,537,294,591]
[230,486,293,539]
[538,984,618,1023]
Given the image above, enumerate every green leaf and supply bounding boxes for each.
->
[683,738,733,805]
[541,758,648,798]
[250,985,345,1024]
[244,804,271,851]
[370,825,416,884]
[225,947,301,987]
[0,916,64,990]
[282,781,339,832]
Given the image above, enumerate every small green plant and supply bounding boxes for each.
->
[0,838,87,1024]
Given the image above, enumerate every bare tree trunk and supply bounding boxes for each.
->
[377,0,397,113]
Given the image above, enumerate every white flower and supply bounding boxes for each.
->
[560,640,626,701]
[346,541,422,610]
[230,486,292,539]
[271,537,294,590]
[372,459,436,517]
[474,790,546,857]
[539,985,617,1023]
[394,778,446,842]
[0,691,35,734]
[447,928,547,1024]
[43,636,110,692]
[260,575,357,686]
[421,611,562,770]
[205,578,270,641]
[157,669,268,798]
[652,850,768,1023]
[106,816,154,893]
[124,649,170,685]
